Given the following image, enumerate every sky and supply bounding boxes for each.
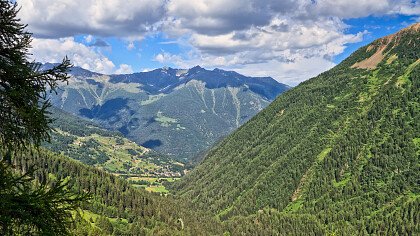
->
[18,0,419,86]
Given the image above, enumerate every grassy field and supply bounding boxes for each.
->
[155,111,178,127]
[128,177,180,193]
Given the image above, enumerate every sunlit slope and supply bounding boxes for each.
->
[175,23,420,235]
[45,107,185,178]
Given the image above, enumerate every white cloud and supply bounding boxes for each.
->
[166,18,365,68]
[154,52,183,64]
[305,0,420,19]
[154,54,165,63]
[232,57,336,86]
[18,0,166,38]
[115,64,134,74]
[30,37,136,75]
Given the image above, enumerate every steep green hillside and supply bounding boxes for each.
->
[11,149,222,235]
[44,107,185,192]
[47,66,289,160]
[174,24,420,235]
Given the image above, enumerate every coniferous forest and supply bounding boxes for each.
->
[0,0,419,235]
[174,24,420,235]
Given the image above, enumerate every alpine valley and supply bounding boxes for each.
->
[27,22,419,235]
[46,66,290,161]
[2,1,420,235]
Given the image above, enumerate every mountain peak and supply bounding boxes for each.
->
[398,22,420,33]
[347,23,419,70]
[187,65,204,74]
[380,22,419,44]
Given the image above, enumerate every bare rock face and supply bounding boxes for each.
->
[352,22,420,69]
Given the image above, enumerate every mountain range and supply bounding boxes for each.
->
[46,65,290,161]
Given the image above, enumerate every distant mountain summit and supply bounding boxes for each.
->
[109,66,288,100]
[48,65,290,160]
[173,24,420,234]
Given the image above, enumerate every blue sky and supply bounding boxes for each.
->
[75,33,188,73]
[18,0,419,85]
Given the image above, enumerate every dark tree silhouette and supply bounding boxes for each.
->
[0,0,70,149]
[0,1,86,235]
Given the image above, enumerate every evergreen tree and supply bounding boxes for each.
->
[0,0,70,149]
[0,1,86,235]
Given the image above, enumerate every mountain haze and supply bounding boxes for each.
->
[174,23,420,235]
[47,66,290,160]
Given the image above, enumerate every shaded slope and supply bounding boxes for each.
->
[174,23,420,235]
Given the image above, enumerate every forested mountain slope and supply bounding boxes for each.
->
[47,66,290,160]
[174,23,420,235]
[12,149,223,235]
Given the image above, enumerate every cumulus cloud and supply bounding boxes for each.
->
[115,64,134,74]
[304,0,419,19]
[154,51,183,64]
[18,0,166,38]
[165,0,299,35]
[30,37,120,74]
[166,18,366,72]
[19,0,418,40]
[188,19,356,56]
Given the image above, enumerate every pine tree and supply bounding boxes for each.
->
[0,1,70,149]
[0,1,86,235]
